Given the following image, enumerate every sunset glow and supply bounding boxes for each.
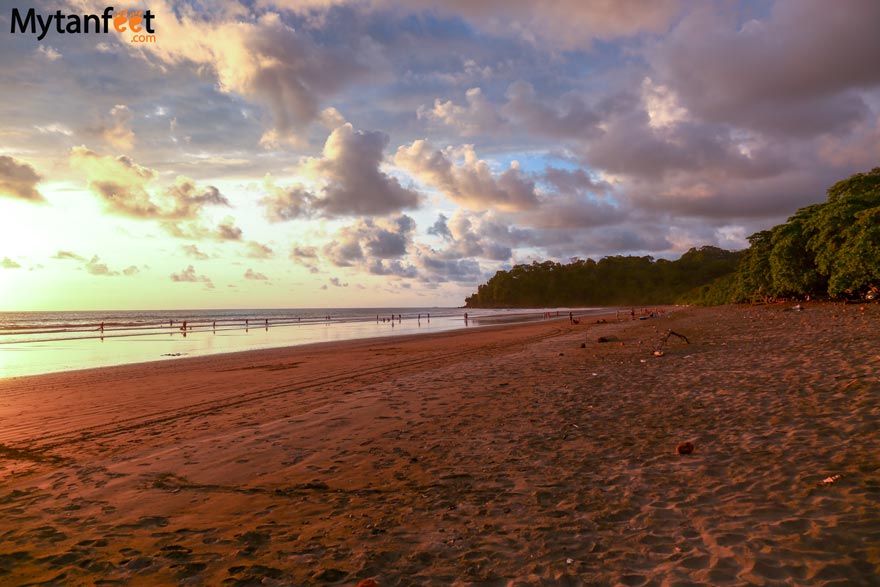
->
[2,1,879,310]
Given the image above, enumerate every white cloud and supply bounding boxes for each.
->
[101,105,136,151]
[394,140,538,212]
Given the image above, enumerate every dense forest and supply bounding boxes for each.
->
[464,246,743,307]
[465,168,880,308]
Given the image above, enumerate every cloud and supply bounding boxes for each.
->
[245,241,274,258]
[163,217,244,241]
[122,266,140,276]
[394,140,539,212]
[290,245,319,259]
[170,265,214,288]
[418,87,504,136]
[502,81,602,139]
[261,123,420,218]
[35,123,74,137]
[418,83,601,140]
[581,107,790,182]
[290,244,320,273]
[543,167,610,197]
[214,218,243,241]
[261,176,314,221]
[70,146,159,217]
[427,213,453,240]
[133,4,375,144]
[323,214,419,277]
[52,250,86,261]
[69,147,230,219]
[384,0,683,49]
[163,177,230,219]
[329,277,348,287]
[413,248,484,284]
[1,257,21,269]
[433,210,516,261]
[101,104,136,151]
[245,268,269,280]
[649,1,880,137]
[0,156,44,202]
[37,45,62,61]
[85,256,119,276]
[182,244,210,260]
[70,147,238,238]
[303,123,421,216]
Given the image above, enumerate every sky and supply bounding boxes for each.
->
[1,0,879,311]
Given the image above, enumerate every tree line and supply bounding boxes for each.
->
[464,168,880,308]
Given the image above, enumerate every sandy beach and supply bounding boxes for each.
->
[0,303,878,586]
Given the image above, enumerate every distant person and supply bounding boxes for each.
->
[630,308,635,320]
[100,321,104,333]
[181,320,187,331]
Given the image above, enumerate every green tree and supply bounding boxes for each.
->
[768,205,824,297]
[804,167,880,295]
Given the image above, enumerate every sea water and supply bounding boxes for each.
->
[0,307,607,378]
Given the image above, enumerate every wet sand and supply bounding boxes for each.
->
[0,304,878,586]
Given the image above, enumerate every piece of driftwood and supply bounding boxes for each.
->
[655,329,690,353]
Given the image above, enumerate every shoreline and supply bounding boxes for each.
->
[0,303,877,585]
[0,307,611,380]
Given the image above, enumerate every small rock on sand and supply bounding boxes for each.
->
[677,441,695,455]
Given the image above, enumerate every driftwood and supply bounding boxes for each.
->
[654,329,690,354]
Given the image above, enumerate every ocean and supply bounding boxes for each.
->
[0,307,607,378]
